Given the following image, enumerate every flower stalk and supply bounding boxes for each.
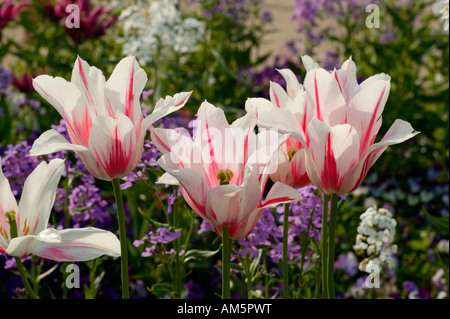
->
[327,194,339,299]
[320,193,329,299]
[112,178,129,299]
[6,211,38,299]
[282,203,290,299]
[222,226,231,299]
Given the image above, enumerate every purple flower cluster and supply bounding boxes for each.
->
[195,0,270,22]
[133,224,181,258]
[0,64,13,95]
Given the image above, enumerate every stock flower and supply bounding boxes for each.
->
[151,101,302,240]
[253,56,419,195]
[246,68,311,188]
[29,55,191,181]
[353,206,398,273]
[0,157,120,261]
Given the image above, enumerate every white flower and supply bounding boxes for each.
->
[116,0,204,66]
[354,206,398,274]
[434,0,450,33]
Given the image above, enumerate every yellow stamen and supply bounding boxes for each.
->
[286,147,299,162]
[216,169,234,185]
[23,218,30,236]
[0,226,8,240]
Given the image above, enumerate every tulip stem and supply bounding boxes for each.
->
[327,194,339,299]
[112,178,129,299]
[320,193,329,299]
[222,226,231,299]
[282,203,290,299]
[15,257,38,299]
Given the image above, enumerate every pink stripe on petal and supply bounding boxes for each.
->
[314,72,322,121]
[263,196,295,207]
[359,86,387,158]
[125,59,135,119]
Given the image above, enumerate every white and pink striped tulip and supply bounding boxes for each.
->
[0,158,120,261]
[246,67,313,188]
[29,56,192,181]
[151,101,303,240]
[253,56,419,195]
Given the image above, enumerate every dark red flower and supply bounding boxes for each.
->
[0,0,31,40]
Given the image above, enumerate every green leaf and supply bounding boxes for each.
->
[184,245,222,263]
[424,208,449,236]
[149,283,173,298]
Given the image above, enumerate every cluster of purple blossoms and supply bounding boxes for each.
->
[194,0,271,22]
[0,64,13,95]
[133,224,182,258]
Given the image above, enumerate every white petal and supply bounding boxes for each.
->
[0,157,18,248]
[18,159,65,236]
[30,227,121,262]
[5,228,62,258]
[71,56,108,117]
[88,112,137,180]
[104,56,148,126]
[32,75,83,118]
[141,91,192,135]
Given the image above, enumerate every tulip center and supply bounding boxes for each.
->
[286,147,299,162]
[4,210,18,239]
[216,169,234,185]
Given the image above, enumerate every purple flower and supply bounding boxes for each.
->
[150,228,181,244]
[0,64,13,94]
[334,252,359,276]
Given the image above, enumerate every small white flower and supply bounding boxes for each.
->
[354,206,398,274]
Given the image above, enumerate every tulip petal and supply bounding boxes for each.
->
[104,56,148,127]
[156,172,180,186]
[157,154,209,220]
[205,165,261,227]
[30,227,121,262]
[6,228,62,258]
[306,119,360,194]
[0,157,18,248]
[227,182,303,240]
[269,81,290,108]
[347,78,391,159]
[32,75,83,118]
[277,68,303,98]
[17,159,65,236]
[304,68,346,126]
[29,129,110,181]
[334,56,360,104]
[71,56,108,117]
[301,55,320,72]
[141,91,192,135]
[344,119,419,193]
[88,112,137,180]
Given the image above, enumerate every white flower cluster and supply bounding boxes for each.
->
[353,206,398,273]
[117,0,204,66]
[434,0,449,33]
